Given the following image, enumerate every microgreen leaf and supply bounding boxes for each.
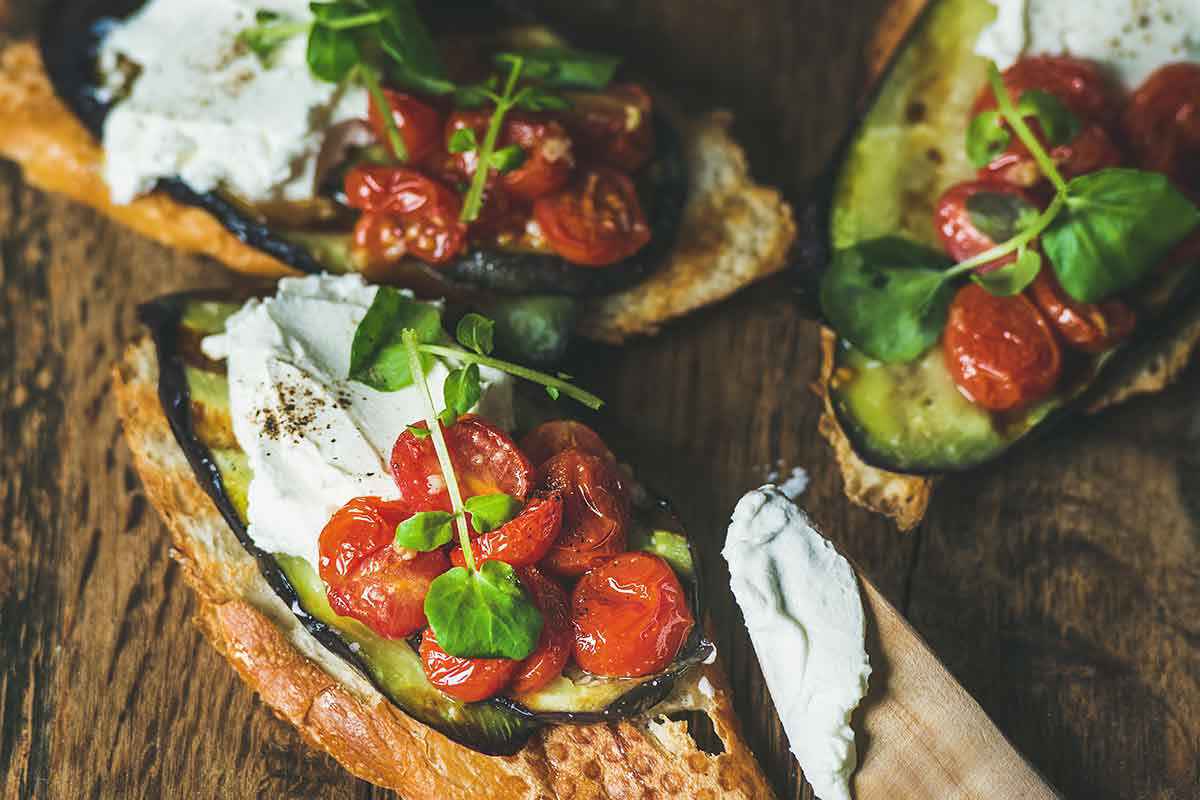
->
[424,562,543,659]
[406,424,432,439]
[1017,89,1080,148]
[545,386,560,400]
[966,190,1041,243]
[237,12,310,66]
[460,56,525,223]
[972,247,1041,296]
[394,510,456,551]
[448,127,478,154]
[306,21,359,82]
[1043,168,1200,303]
[348,287,442,390]
[443,363,482,419]
[965,109,1010,168]
[514,87,571,112]
[370,0,447,86]
[464,493,522,533]
[438,406,459,428]
[455,313,495,355]
[490,144,527,173]
[417,343,603,410]
[497,47,621,90]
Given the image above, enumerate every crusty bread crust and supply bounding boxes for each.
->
[112,335,776,799]
[0,40,794,344]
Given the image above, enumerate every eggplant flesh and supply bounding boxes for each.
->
[139,291,714,756]
[808,0,1200,474]
[40,0,686,297]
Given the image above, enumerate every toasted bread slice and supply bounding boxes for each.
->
[112,335,776,799]
[0,41,795,344]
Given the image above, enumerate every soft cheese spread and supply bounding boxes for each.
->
[723,486,871,800]
[975,0,1200,89]
[99,0,367,203]
[201,274,513,571]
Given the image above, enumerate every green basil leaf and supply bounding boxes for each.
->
[306,22,359,82]
[455,313,495,355]
[406,424,432,439]
[237,14,308,66]
[490,144,527,174]
[438,406,459,428]
[448,127,478,154]
[424,562,543,659]
[1018,89,1080,148]
[369,0,446,80]
[495,47,620,90]
[443,363,482,417]
[514,87,572,112]
[464,493,522,533]
[973,247,1041,296]
[966,190,1041,243]
[819,237,955,363]
[394,510,455,551]
[1043,168,1200,303]
[348,287,443,390]
[966,110,1011,168]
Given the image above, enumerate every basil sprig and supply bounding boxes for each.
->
[821,62,1200,363]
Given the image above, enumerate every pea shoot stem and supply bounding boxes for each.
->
[460,56,525,223]
[323,10,388,30]
[418,343,604,410]
[357,64,408,163]
[402,331,475,572]
[987,63,1068,194]
[950,191,1065,275]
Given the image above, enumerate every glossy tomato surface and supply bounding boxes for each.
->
[419,628,519,703]
[534,167,651,266]
[978,122,1123,189]
[368,90,444,163]
[571,553,694,678]
[344,166,466,264]
[565,83,656,172]
[934,181,1038,270]
[1029,269,1136,353]
[450,491,564,568]
[1124,63,1200,200]
[519,420,617,469]
[391,416,533,514]
[537,449,629,577]
[943,283,1062,412]
[317,496,449,639]
[510,567,572,695]
[444,111,575,201]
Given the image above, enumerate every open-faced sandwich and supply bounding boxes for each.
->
[112,272,775,797]
[0,0,794,355]
[811,0,1200,528]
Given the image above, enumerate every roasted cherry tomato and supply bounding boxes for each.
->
[1124,63,1200,200]
[344,167,466,264]
[533,168,651,266]
[537,449,629,577]
[450,491,564,568]
[352,211,408,267]
[565,84,656,172]
[391,415,533,513]
[367,89,443,163]
[510,567,572,695]
[467,184,530,246]
[419,628,519,702]
[571,553,694,678]
[934,181,1039,270]
[1028,269,1136,354]
[978,123,1123,189]
[445,111,574,201]
[973,56,1119,125]
[318,496,449,639]
[943,283,1062,412]
[519,420,618,469]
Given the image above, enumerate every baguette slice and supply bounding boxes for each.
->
[0,40,795,344]
[112,335,777,799]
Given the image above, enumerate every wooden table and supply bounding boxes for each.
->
[2,1,1198,797]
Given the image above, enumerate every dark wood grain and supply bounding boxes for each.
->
[2,1,1198,799]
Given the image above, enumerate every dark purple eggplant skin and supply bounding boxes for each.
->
[39,0,686,296]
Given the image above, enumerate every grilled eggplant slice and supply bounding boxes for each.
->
[139,291,714,756]
[40,0,686,298]
[808,0,1200,475]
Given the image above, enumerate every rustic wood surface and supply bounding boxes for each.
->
[2,1,1199,798]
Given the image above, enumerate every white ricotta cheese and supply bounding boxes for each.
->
[99,0,368,204]
[201,274,513,572]
[975,0,1200,89]
[723,486,870,800]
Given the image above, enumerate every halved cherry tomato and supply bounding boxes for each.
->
[450,491,564,568]
[419,628,519,702]
[344,167,466,265]
[564,84,656,172]
[510,567,572,695]
[445,111,575,200]
[943,283,1062,412]
[1028,269,1136,354]
[934,181,1039,271]
[519,420,617,469]
[534,168,651,266]
[352,211,408,267]
[467,184,530,246]
[571,552,694,678]
[318,496,449,639]
[367,89,444,163]
[391,415,533,513]
[537,449,628,577]
[1124,63,1200,200]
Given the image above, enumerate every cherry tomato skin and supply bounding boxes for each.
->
[565,84,656,172]
[510,567,572,695]
[450,491,564,568]
[318,497,449,639]
[934,181,1038,270]
[978,123,1123,188]
[352,211,407,268]
[466,184,529,245]
[537,449,629,578]
[368,90,444,163]
[344,167,466,265]
[571,553,694,678]
[972,56,1119,125]
[419,628,519,702]
[391,415,534,513]
[344,166,445,214]
[1124,63,1200,200]
[943,283,1062,412]
[1028,269,1136,353]
[498,115,575,201]
[534,168,652,266]
[519,420,618,469]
